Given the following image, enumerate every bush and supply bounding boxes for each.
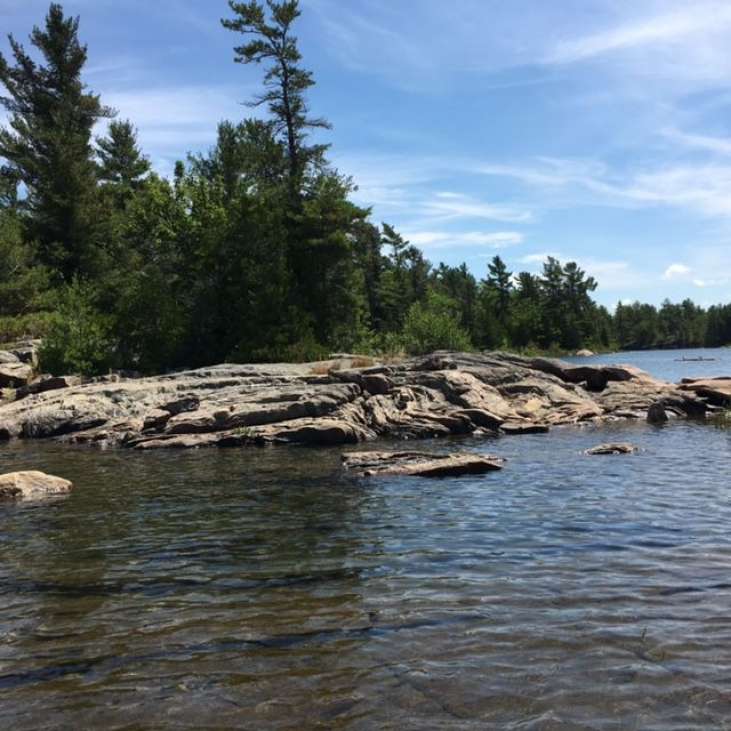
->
[0,311,56,344]
[39,280,117,376]
[401,292,473,355]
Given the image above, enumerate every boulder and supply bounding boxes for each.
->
[10,339,41,366]
[585,443,638,455]
[342,450,504,477]
[0,350,20,364]
[0,362,33,388]
[362,373,393,395]
[647,402,668,424]
[0,471,73,500]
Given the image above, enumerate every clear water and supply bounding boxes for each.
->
[0,350,730,729]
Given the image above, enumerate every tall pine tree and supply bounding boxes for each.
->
[221,0,330,193]
[0,3,113,280]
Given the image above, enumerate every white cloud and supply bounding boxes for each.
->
[663,263,692,280]
[662,128,731,156]
[547,5,731,65]
[404,230,524,248]
[518,252,561,265]
[102,85,256,154]
[478,156,731,219]
[421,191,532,223]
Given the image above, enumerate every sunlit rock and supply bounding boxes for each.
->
[0,471,73,500]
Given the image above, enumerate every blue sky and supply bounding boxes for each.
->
[3,0,731,307]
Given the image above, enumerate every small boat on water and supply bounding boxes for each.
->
[675,356,718,362]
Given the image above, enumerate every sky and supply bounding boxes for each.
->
[2,0,731,307]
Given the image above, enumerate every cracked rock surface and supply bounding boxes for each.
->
[0,351,710,450]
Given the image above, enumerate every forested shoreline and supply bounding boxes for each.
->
[1,2,730,377]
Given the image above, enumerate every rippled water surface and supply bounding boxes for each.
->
[1,350,730,729]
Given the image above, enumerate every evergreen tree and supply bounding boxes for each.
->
[222,0,330,191]
[0,3,113,280]
[97,120,150,198]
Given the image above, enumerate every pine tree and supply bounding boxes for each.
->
[97,120,150,197]
[221,0,330,192]
[0,3,113,280]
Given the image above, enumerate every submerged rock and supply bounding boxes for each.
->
[585,443,639,456]
[0,351,711,450]
[500,422,550,435]
[342,450,504,477]
[0,471,73,500]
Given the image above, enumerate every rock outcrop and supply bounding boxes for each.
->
[0,471,73,500]
[0,351,710,450]
[342,451,504,477]
[679,377,731,406]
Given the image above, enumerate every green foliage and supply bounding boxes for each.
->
[0,3,114,280]
[96,120,150,206]
[0,209,51,316]
[401,291,472,355]
[39,280,116,376]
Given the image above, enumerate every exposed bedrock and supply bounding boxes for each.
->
[0,351,712,450]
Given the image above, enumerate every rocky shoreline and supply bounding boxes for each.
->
[0,351,720,451]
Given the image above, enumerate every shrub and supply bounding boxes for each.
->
[39,280,117,376]
[401,292,473,355]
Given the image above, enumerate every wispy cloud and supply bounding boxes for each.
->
[421,192,532,224]
[547,5,731,65]
[403,230,524,249]
[102,84,255,156]
[662,128,731,156]
[479,156,731,219]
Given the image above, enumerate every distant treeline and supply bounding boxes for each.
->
[0,3,728,375]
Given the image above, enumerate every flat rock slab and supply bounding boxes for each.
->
[343,450,504,477]
[0,471,74,500]
[585,443,639,456]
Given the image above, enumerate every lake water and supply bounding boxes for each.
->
[1,349,730,729]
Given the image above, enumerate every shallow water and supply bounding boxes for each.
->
[1,351,730,729]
